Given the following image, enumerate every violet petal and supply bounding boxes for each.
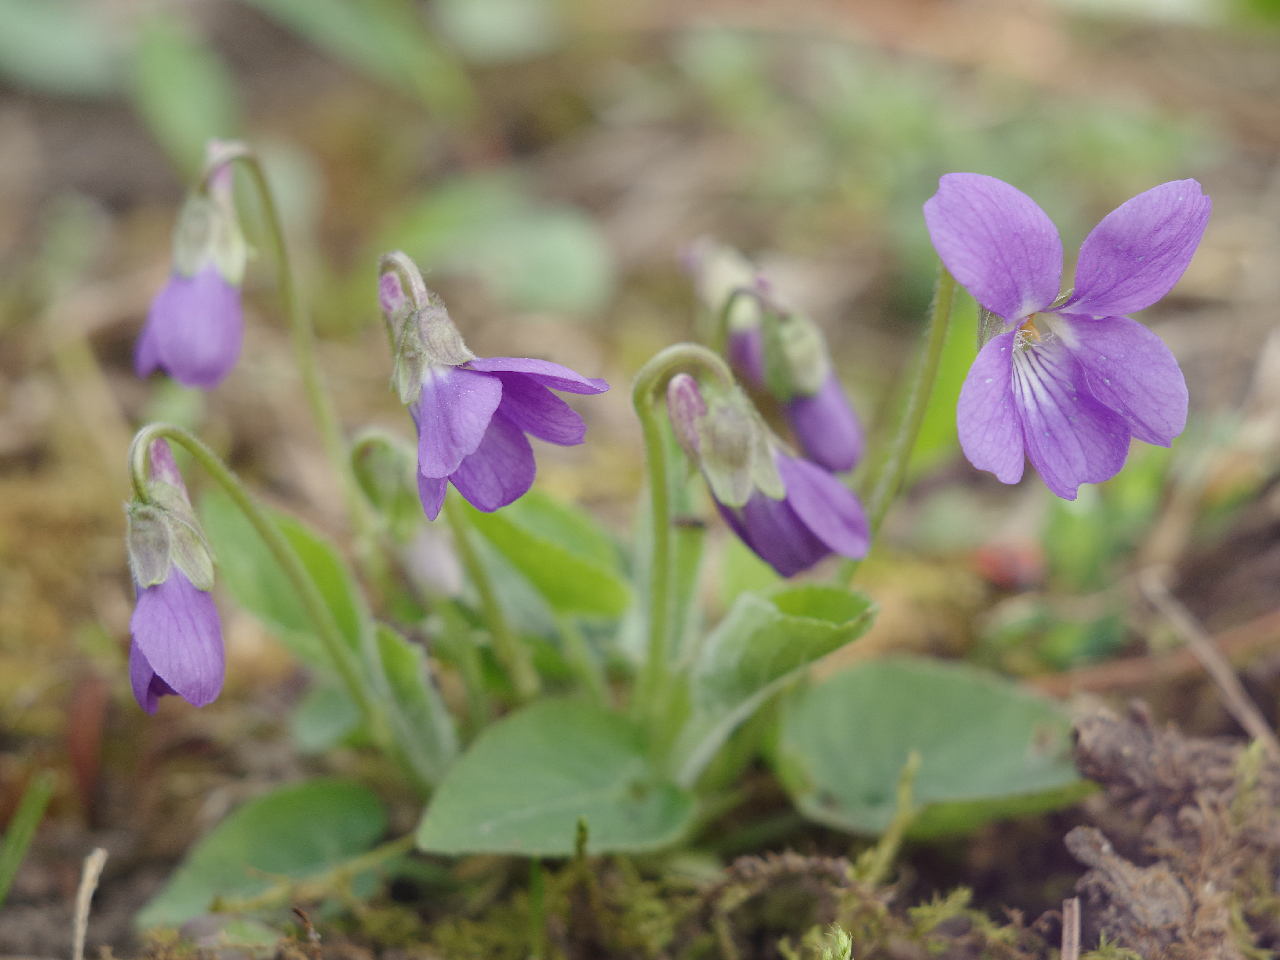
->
[128,641,175,715]
[775,453,869,561]
[1066,180,1211,318]
[923,173,1062,322]
[417,474,448,521]
[467,357,608,395]
[785,372,864,473]
[130,569,224,708]
[449,412,537,512]
[1011,340,1131,500]
[957,330,1026,485]
[494,373,587,445]
[1057,313,1187,447]
[727,327,766,388]
[134,316,161,378]
[148,266,245,390]
[718,496,830,578]
[415,366,503,478]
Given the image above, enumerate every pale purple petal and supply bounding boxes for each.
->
[717,497,830,578]
[1011,341,1131,500]
[417,474,447,521]
[1056,313,1187,447]
[148,439,189,495]
[1066,180,1210,318]
[134,316,161,378]
[785,372,864,473]
[493,373,586,445]
[957,330,1025,485]
[130,569,224,709]
[775,453,869,561]
[415,366,503,478]
[449,412,537,512]
[148,266,244,390]
[923,173,1062,322]
[466,357,608,395]
[727,328,766,387]
[128,641,175,715]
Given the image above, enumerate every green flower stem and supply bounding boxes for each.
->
[200,144,373,549]
[556,613,609,706]
[442,494,540,703]
[216,833,416,913]
[631,344,736,728]
[838,265,956,582]
[0,770,55,912]
[128,423,386,750]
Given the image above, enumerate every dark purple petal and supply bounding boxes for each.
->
[1056,313,1187,447]
[1066,180,1211,318]
[1011,340,1131,500]
[494,373,587,446]
[957,330,1025,484]
[128,641,176,715]
[134,315,161,378]
[785,372,864,473]
[417,474,447,521]
[147,266,244,390]
[130,569,224,709]
[727,327,766,387]
[775,453,869,561]
[449,412,537,512]
[717,497,830,578]
[466,357,608,395]
[923,173,1062,322]
[415,366,503,478]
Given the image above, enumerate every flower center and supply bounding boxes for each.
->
[1018,315,1043,342]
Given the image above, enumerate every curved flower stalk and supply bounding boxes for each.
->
[681,238,863,473]
[378,253,609,520]
[135,144,246,389]
[666,372,869,577]
[125,439,223,712]
[924,173,1210,500]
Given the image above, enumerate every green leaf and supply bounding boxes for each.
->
[136,779,387,929]
[670,586,876,788]
[431,0,561,64]
[377,624,458,787]
[416,700,695,856]
[0,771,55,912]
[130,14,240,176]
[290,684,363,754]
[463,492,631,617]
[377,173,615,314]
[0,0,120,98]
[199,490,371,670]
[240,0,475,122]
[772,658,1085,837]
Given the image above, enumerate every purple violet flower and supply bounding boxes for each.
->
[135,158,246,390]
[924,173,1210,500]
[378,266,609,521]
[126,441,224,713]
[667,373,868,577]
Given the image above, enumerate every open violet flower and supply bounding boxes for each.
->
[125,440,224,713]
[667,373,868,577]
[135,154,246,390]
[378,260,608,520]
[924,173,1210,499]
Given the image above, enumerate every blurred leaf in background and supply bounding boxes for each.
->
[0,0,121,98]
[430,0,562,64]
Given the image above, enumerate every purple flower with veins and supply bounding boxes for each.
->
[126,440,224,713]
[135,156,246,390]
[378,266,608,520]
[924,173,1209,499]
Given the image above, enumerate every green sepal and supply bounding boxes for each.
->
[125,503,172,587]
[170,189,246,285]
[167,511,217,591]
[391,290,473,406]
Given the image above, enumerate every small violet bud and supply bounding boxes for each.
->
[378,253,609,521]
[126,440,224,713]
[664,373,869,577]
[135,143,247,390]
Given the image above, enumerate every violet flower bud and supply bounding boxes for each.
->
[125,440,224,713]
[378,254,609,521]
[135,148,246,390]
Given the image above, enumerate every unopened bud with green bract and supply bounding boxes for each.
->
[665,373,783,508]
[351,428,422,542]
[378,263,474,407]
[763,309,830,401]
[125,460,215,593]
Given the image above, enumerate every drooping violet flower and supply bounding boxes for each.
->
[924,174,1209,500]
[125,440,224,713]
[667,373,868,576]
[135,150,246,389]
[681,237,864,472]
[378,261,608,521]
